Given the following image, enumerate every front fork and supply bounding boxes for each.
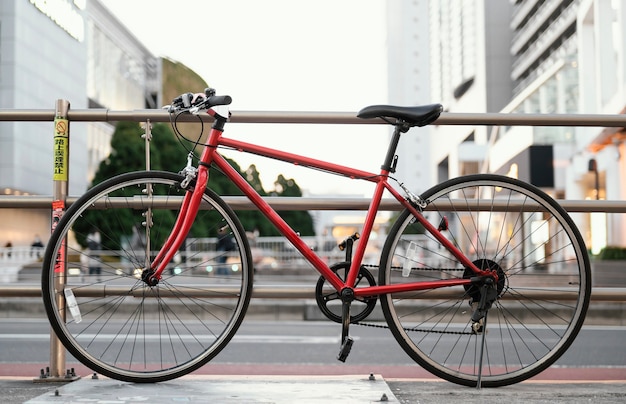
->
[142,116,226,286]
[142,159,207,286]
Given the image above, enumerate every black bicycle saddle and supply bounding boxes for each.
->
[357,103,443,127]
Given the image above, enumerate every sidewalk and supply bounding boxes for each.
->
[2,374,625,404]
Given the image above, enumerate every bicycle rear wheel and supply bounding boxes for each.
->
[379,174,590,387]
[42,171,253,383]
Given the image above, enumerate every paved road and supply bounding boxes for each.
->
[1,319,626,374]
[1,319,625,403]
[1,265,625,402]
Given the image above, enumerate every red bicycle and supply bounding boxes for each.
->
[42,89,590,387]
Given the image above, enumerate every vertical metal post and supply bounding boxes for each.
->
[141,120,152,269]
[142,119,152,172]
[40,99,75,381]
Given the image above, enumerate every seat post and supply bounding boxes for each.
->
[380,122,405,173]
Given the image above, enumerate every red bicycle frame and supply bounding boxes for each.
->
[150,112,491,296]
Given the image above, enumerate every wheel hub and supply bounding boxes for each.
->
[463,259,506,302]
[141,268,159,286]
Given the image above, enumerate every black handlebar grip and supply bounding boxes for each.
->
[209,95,232,107]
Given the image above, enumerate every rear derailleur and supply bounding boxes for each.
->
[469,279,498,333]
[463,259,505,334]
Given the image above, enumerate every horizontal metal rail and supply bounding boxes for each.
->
[0,195,624,213]
[0,108,624,300]
[1,284,624,301]
[1,109,625,127]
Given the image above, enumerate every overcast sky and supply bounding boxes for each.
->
[100,0,390,195]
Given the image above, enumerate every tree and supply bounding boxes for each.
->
[273,174,315,236]
[75,122,316,249]
[245,164,265,193]
[233,164,275,235]
[74,122,182,250]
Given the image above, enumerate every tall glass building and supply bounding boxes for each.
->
[0,0,159,246]
[427,0,514,184]
[495,0,626,252]
[392,0,626,254]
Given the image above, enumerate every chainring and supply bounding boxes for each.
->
[315,262,377,323]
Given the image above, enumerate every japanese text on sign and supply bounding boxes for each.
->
[53,118,68,181]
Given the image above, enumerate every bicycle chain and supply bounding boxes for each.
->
[355,265,474,335]
[354,321,474,335]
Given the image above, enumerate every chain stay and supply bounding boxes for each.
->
[358,264,476,335]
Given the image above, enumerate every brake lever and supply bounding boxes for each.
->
[167,90,215,114]
[188,106,202,115]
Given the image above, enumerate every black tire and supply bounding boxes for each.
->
[42,171,253,383]
[379,174,590,387]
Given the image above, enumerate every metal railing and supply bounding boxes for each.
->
[2,106,626,126]
[2,195,626,212]
[0,106,625,378]
[1,105,625,270]
[1,107,624,296]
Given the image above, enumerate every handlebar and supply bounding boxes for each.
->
[168,88,232,113]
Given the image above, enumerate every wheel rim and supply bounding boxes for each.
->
[380,175,590,386]
[42,172,252,382]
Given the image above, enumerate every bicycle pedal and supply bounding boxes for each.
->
[337,336,354,362]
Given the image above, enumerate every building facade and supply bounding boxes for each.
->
[428,0,514,185]
[490,0,580,194]
[574,0,626,251]
[386,0,432,193]
[0,0,159,247]
[420,0,625,253]
[492,0,626,253]
[85,0,160,182]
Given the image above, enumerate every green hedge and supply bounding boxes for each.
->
[597,246,626,260]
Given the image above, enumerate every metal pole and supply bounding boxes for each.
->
[39,100,77,381]
[142,120,152,271]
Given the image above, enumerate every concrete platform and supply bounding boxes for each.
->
[24,374,398,403]
[3,374,625,403]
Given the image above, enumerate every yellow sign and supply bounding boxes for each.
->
[53,118,69,181]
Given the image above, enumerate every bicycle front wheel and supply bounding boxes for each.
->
[42,171,253,383]
[379,174,590,387]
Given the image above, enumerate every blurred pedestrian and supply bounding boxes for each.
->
[87,230,102,279]
[216,226,235,275]
[31,235,44,258]
[2,241,12,258]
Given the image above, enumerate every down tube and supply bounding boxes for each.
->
[211,152,345,291]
